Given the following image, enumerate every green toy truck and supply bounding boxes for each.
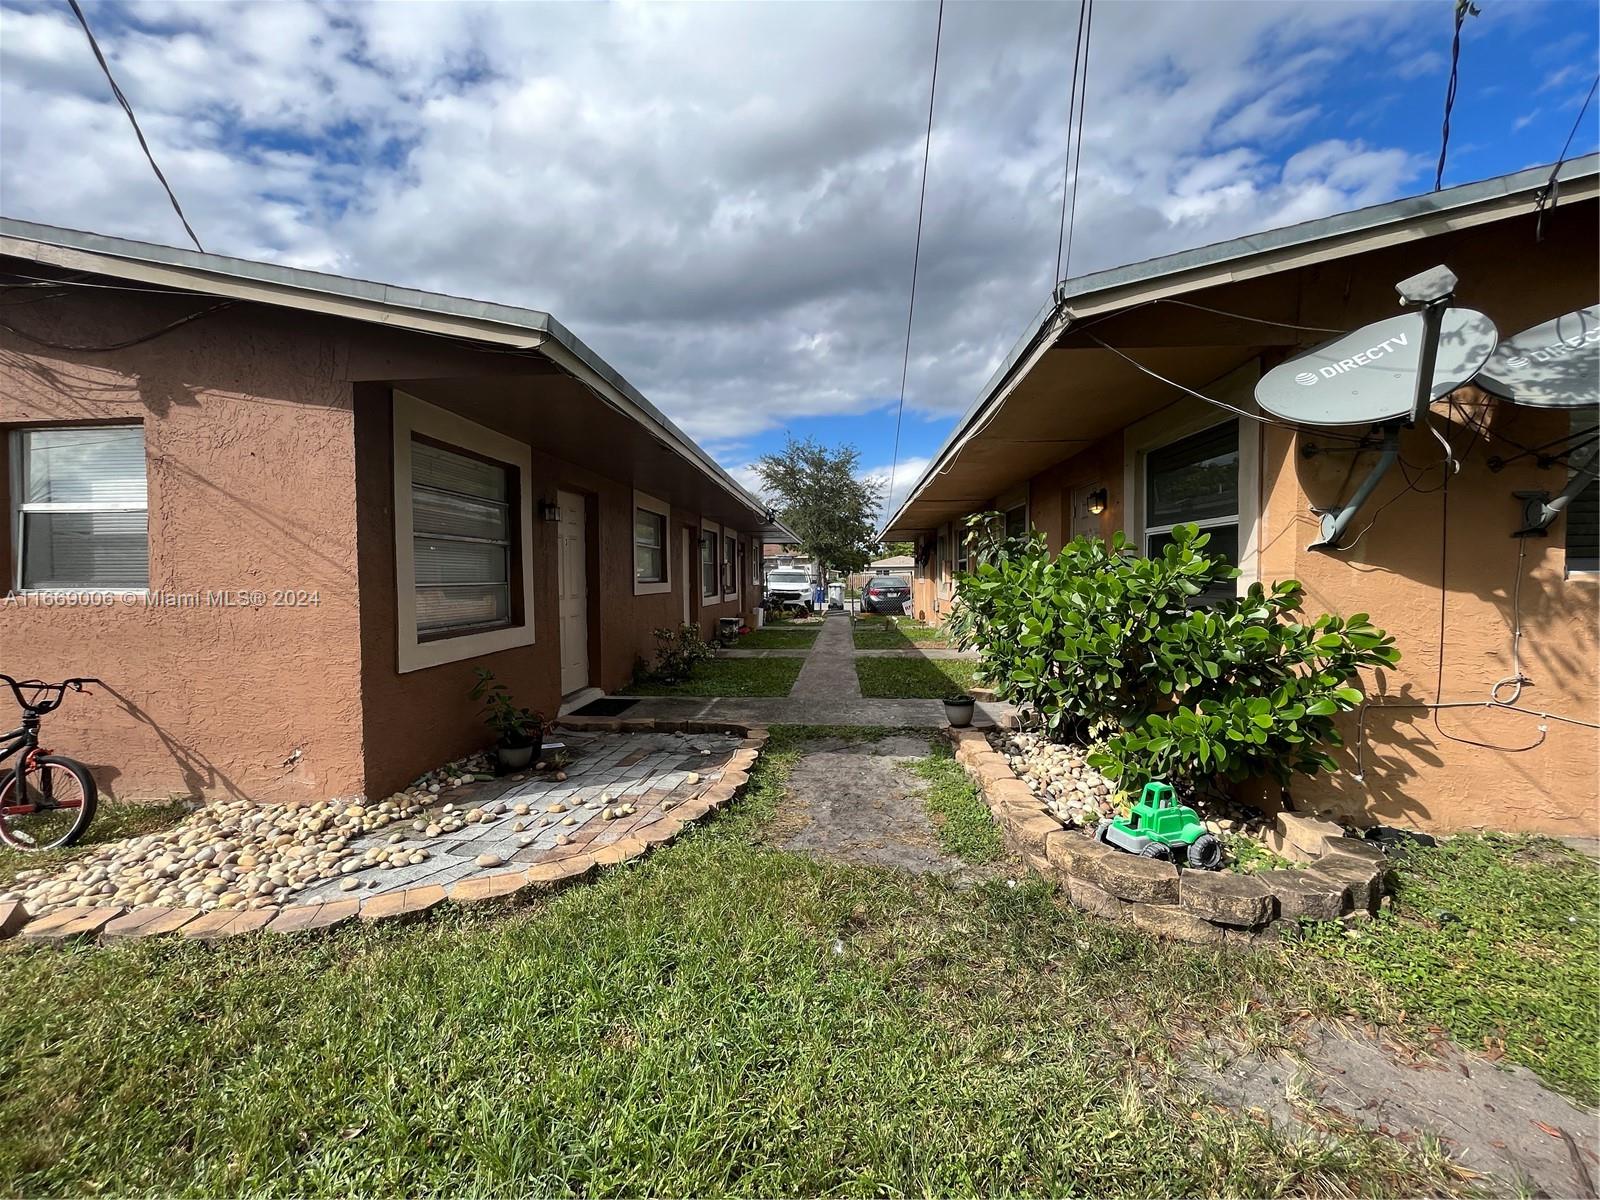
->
[1094,781,1223,870]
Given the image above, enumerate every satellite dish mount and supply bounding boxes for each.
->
[1308,266,1466,551]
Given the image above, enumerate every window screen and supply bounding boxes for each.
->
[17,426,149,590]
[701,529,718,597]
[411,438,513,635]
[1144,420,1239,604]
[634,508,666,584]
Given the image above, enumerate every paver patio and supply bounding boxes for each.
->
[295,728,742,905]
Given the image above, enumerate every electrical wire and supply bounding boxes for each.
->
[1060,0,1095,284]
[0,301,234,352]
[1535,72,1598,241]
[66,0,203,253]
[1156,298,1348,336]
[886,0,946,527]
[1051,0,1089,289]
[1433,0,1478,192]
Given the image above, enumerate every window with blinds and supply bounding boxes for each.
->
[16,425,149,590]
[410,437,514,636]
[723,532,736,595]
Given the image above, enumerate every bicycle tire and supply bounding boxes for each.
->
[0,755,98,852]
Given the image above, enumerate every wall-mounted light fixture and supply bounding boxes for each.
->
[1086,487,1109,516]
[539,499,562,523]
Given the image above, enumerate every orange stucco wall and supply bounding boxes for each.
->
[1,289,759,806]
[354,387,757,799]
[1261,394,1598,835]
[0,292,365,803]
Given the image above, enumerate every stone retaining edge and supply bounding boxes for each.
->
[1,720,769,949]
[945,725,1389,947]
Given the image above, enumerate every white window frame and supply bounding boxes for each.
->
[749,535,761,587]
[393,391,536,673]
[11,423,150,596]
[722,530,738,601]
[1123,364,1261,594]
[632,489,672,596]
[700,518,721,601]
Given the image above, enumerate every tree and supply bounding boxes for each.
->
[883,541,916,557]
[754,436,883,576]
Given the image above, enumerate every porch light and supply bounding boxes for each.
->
[1086,487,1108,516]
[539,499,562,523]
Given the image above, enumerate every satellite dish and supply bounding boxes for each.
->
[1255,308,1499,427]
[1476,305,1600,409]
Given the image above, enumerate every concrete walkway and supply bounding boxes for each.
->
[791,612,861,700]
[620,612,1014,728]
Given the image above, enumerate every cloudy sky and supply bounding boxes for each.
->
[2,0,1595,517]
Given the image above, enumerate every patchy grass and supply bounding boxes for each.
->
[852,616,951,649]
[734,627,818,650]
[1224,832,1298,876]
[856,657,978,699]
[626,657,803,697]
[1292,833,1600,1106]
[908,741,1003,864]
[0,725,1465,1197]
[0,800,189,891]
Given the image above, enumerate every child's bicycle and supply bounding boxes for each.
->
[0,675,101,852]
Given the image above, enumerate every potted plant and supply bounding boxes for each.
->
[469,668,545,771]
[943,694,976,728]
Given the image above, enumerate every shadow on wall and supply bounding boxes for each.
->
[90,681,247,804]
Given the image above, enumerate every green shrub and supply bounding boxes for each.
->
[649,624,715,682]
[948,517,1399,796]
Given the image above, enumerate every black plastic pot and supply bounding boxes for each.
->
[496,734,541,772]
[943,695,975,728]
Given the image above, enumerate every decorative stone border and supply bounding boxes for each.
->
[0,719,767,948]
[947,727,1392,946]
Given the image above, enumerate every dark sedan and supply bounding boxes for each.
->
[861,575,911,614]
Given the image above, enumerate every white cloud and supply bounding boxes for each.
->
[1,0,1439,439]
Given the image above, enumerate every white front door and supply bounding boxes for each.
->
[557,490,589,695]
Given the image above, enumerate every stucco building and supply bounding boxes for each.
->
[1,220,767,804]
[882,158,1599,836]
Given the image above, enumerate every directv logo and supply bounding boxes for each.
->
[1292,331,1410,386]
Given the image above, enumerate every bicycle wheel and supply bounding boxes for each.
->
[0,755,98,852]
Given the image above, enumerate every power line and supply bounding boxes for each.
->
[0,301,234,352]
[1535,72,1598,240]
[886,0,946,528]
[1060,0,1095,283]
[1051,0,1089,288]
[66,0,204,253]
[1433,0,1478,192]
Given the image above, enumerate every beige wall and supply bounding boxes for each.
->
[0,291,365,803]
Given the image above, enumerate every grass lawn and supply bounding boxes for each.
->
[733,627,818,650]
[0,728,1591,1195]
[909,741,1003,863]
[852,616,951,649]
[627,656,802,697]
[0,800,189,891]
[855,657,978,698]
